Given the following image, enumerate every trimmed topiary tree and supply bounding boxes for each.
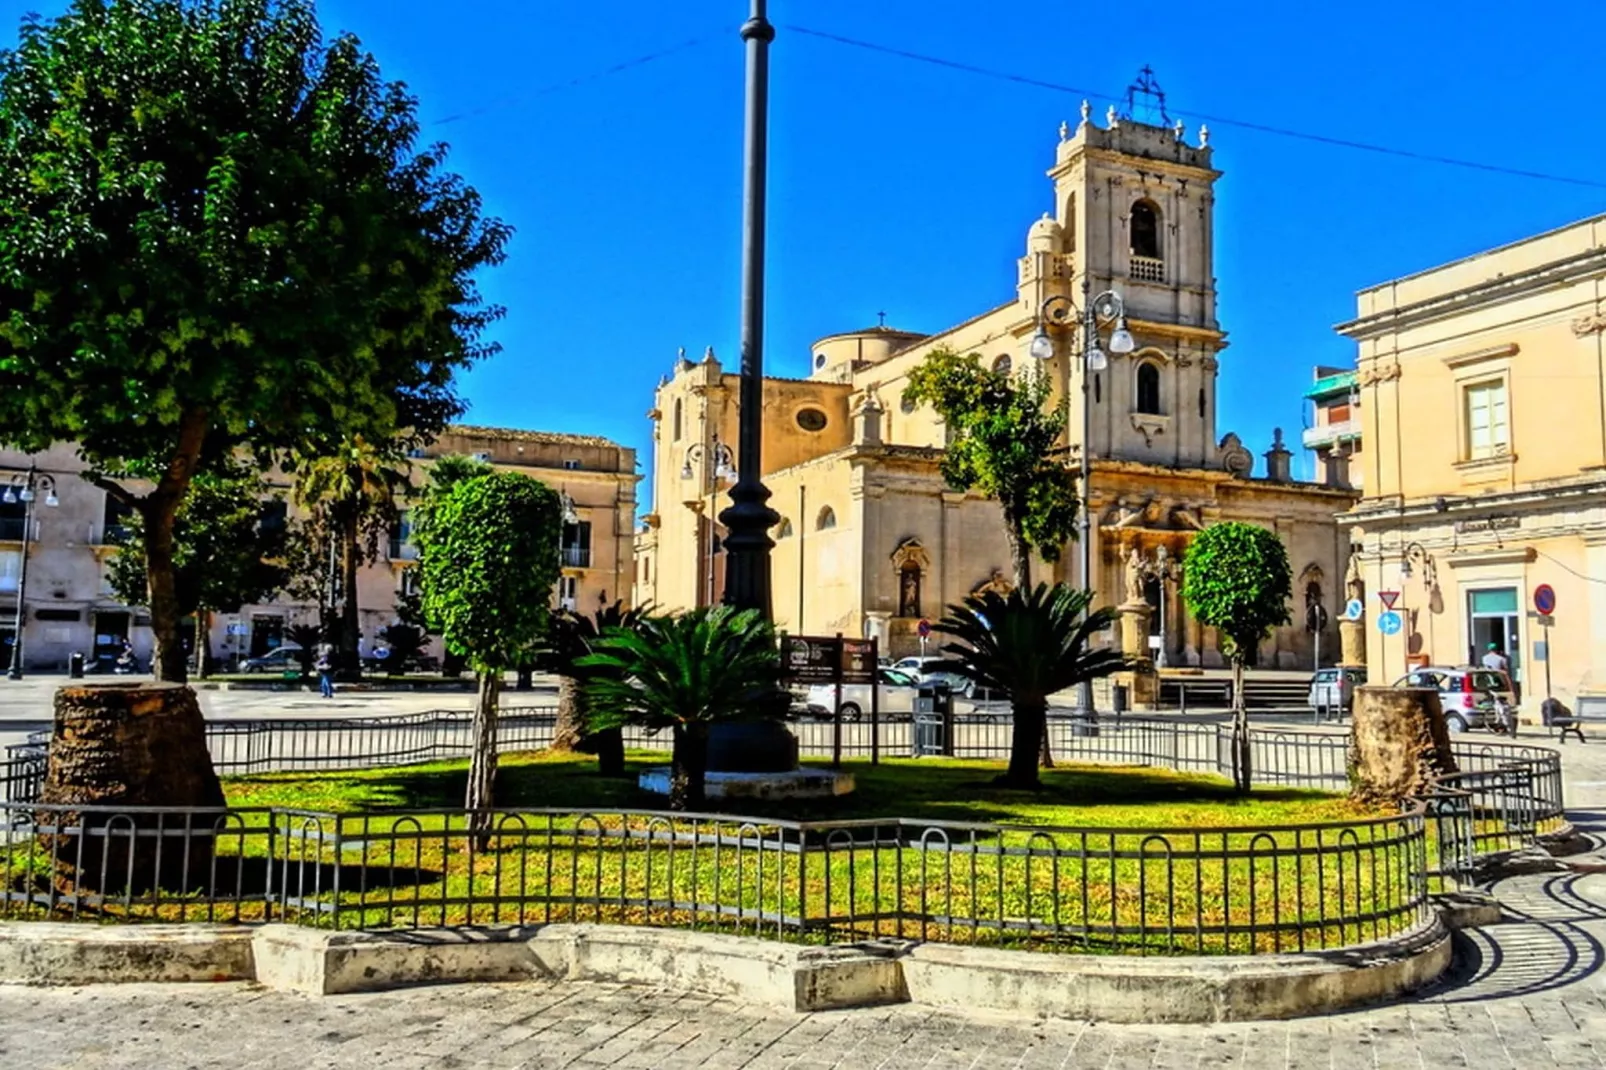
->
[412,471,561,834]
[1181,522,1292,793]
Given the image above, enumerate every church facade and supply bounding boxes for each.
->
[635,103,1357,669]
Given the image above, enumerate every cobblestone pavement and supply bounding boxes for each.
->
[4,729,1606,1068]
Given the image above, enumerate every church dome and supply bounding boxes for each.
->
[1026,212,1062,252]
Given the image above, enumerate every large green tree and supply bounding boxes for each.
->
[105,460,288,675]
[903,350,1079,591]
[413,471,561,831]
[0,0,510,681]
[1180,522,1293,793]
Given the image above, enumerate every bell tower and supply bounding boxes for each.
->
[1044,69,1226,470]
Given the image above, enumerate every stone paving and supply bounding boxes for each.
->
[3,728,1606,1068]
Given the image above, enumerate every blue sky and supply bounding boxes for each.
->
[11,1,1606,487]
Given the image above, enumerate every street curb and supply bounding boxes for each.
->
[0,917,1452,1022]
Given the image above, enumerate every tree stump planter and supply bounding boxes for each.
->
[37,682,225,895]
[1349,685,1458,806]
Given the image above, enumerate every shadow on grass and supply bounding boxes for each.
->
[225,749,1356,830]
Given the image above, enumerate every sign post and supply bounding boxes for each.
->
[1533,584,1557,700]
[779,633,879,768]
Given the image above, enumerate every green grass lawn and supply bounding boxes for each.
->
[5,752,1429,955]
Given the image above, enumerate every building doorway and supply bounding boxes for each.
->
[93,611,130,668]
[1466,587,1521,689]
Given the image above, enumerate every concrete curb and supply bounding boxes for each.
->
[0,919,1451,1021]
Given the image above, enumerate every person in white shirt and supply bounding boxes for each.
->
[1481,643,1510,674]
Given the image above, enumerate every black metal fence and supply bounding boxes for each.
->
[0,800,1431,955]
[0,710,1569,957]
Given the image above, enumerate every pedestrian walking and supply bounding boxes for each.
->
[315,643,335,699]
[1482,642,1510,674]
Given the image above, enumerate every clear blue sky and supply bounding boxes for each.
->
[11,0,1606,486]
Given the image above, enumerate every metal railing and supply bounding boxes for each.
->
[0,711,1569,955]
[0,801,1431,955]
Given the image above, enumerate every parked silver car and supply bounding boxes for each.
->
[1308,667,1367,715]
[1392,666,1518,733]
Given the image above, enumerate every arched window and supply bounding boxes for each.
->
[816,506,836,531]
[672,399,682,441]
[992,354,1012,375]
[1130,200,1161,260]
[1136,363,1162,415]
[775,517,793,539]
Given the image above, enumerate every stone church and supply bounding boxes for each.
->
[635,98,1357,669]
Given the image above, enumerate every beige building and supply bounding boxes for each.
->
[1304,367,1362,490]
[1336,212,1606,709]
[0,425,636,672]
[636,104,1357,668]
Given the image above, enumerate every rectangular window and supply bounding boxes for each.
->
[562,459,581,470]
[561,520,592,569]
[1464,379,1509,459]
[557,575,578,611]
[0,550,19,593]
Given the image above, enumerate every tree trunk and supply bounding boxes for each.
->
[1000,699,1045,787]
[192,611,210,679]
[140,409,208,684]
[465,670,501,844]
[551,674,585,752]
[1039,719,1055,770]
[339,510,361,677]
[1003,515,1031,592]
[40,683,224,893]
[669,723,710,811]
[1231,656,1251,794]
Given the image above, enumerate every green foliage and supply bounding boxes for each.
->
[1180,522,1293,665]
[375,621,427,674]
[902,350,1078,583]
[579,606,783,735]
[549,600,654,681]
[292,436,409,567]
[933,584,1128,703]
[408,453,493,549]
[0,0,509,677]
[104,461,287,615]
[413,471,562,673]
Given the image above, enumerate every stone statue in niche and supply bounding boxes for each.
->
[1346,550,1365,603]
[1125,546,1146,604]
[898,564,921,619]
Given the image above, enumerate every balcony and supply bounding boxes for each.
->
[1130,256,1165,283]
[388,539,418,562]
[1303,419,1360,450]
[561,546,592,569]
[0,518,25,542]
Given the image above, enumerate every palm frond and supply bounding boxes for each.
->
[932,582,1128,702]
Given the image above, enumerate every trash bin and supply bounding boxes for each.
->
[913,682,953,757]
[68,652,85,679]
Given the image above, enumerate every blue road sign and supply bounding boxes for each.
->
[1344,598,1364,620]
[1377,611,1402,636]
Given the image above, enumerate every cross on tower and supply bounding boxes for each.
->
[1122,65,1172,127]
[876,310,887,328]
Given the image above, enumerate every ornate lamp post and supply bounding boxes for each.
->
[5,465,60,680]
[1029,285,1135,721]
[717,0,780,617]
[683,438,736,606]
[1147,544,1182,668]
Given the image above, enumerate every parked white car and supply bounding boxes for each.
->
[805,668,920,720]
[890,656,977,698]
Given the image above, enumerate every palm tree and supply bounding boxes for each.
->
[933,583,1128,788]
[292,436,409,674]
[548,599,652,776]
[580,606,783,810]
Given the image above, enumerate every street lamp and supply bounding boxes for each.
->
[717,0,781,617]
[5,465,59,680]
[680,438,736,486]
[683,439,736,607]
[1399,541,1434,585]
[1030,286,1135,724]
[1148,545,1181,669]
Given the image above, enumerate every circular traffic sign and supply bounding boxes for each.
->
[1376,611,1402,636]
[1534,583,1557,616]
[1344,598,1364,621]
[917,618,932,639]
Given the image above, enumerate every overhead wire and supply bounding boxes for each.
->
[782,24,1606,192]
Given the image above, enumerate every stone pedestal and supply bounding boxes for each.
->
[1113,668,1160,710]
[1350,685,1457,805]
[1118,601,1152,662]
[39,682,225,893]
[1339,618,1367,670]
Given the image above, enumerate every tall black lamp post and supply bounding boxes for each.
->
[5,465,59,680]
[718,0,780,617]
[1030,285,1135,723]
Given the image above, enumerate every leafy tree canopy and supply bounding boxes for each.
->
[413,470,561,673]
[903,350,1078,585]
[0,0,510,678]
[1180,522,1293,662]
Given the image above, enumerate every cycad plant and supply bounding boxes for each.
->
[580,606,784,810]
[548,600,653,777]
[933,583,1128,788]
